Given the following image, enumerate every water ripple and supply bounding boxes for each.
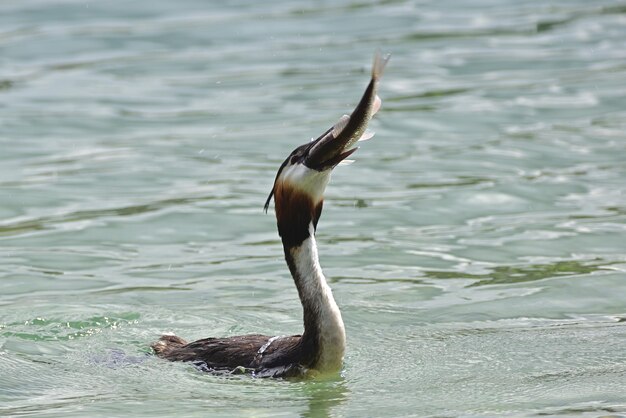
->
[2,0,626,416]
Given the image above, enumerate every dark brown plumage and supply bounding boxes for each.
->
[152,334,313,378]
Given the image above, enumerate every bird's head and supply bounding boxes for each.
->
[264,133,358,248]
[264,51,388,248]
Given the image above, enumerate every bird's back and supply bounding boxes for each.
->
[151,333,306,377]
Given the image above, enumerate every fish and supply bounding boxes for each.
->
[304,50,391,170]
[264,51,390,212]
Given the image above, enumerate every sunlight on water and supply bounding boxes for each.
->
[1,0,626,416]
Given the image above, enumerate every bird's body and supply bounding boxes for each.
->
[152,334,307,377]
[152,52,389,378]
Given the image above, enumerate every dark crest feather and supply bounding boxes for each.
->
[264,156,290,213]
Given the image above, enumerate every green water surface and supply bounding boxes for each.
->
[1,0,626,416]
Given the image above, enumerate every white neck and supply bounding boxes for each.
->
[287,226,346,373]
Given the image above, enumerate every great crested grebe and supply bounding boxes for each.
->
[152,52,390,378]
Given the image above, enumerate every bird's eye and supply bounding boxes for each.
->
[291,155,299,164]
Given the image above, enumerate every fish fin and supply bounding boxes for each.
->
[358,130,375,142]
[372,50,391,81]
[372,94,382,115]
[331,114,350,137]
[338,159,355,166]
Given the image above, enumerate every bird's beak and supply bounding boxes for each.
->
[304,130,358,171]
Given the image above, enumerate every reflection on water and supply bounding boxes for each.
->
[300,379,348,418]
[0,195,219,237]
[426,259,613,286]
[2,0,626,416]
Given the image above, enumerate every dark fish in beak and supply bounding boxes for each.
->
[305,51,390,171]
[264,52,390,213]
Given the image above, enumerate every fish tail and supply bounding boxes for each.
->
[372,50,391,81]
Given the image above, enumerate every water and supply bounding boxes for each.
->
[1,0,626,416]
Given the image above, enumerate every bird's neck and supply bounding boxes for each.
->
[282,225,346,374]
